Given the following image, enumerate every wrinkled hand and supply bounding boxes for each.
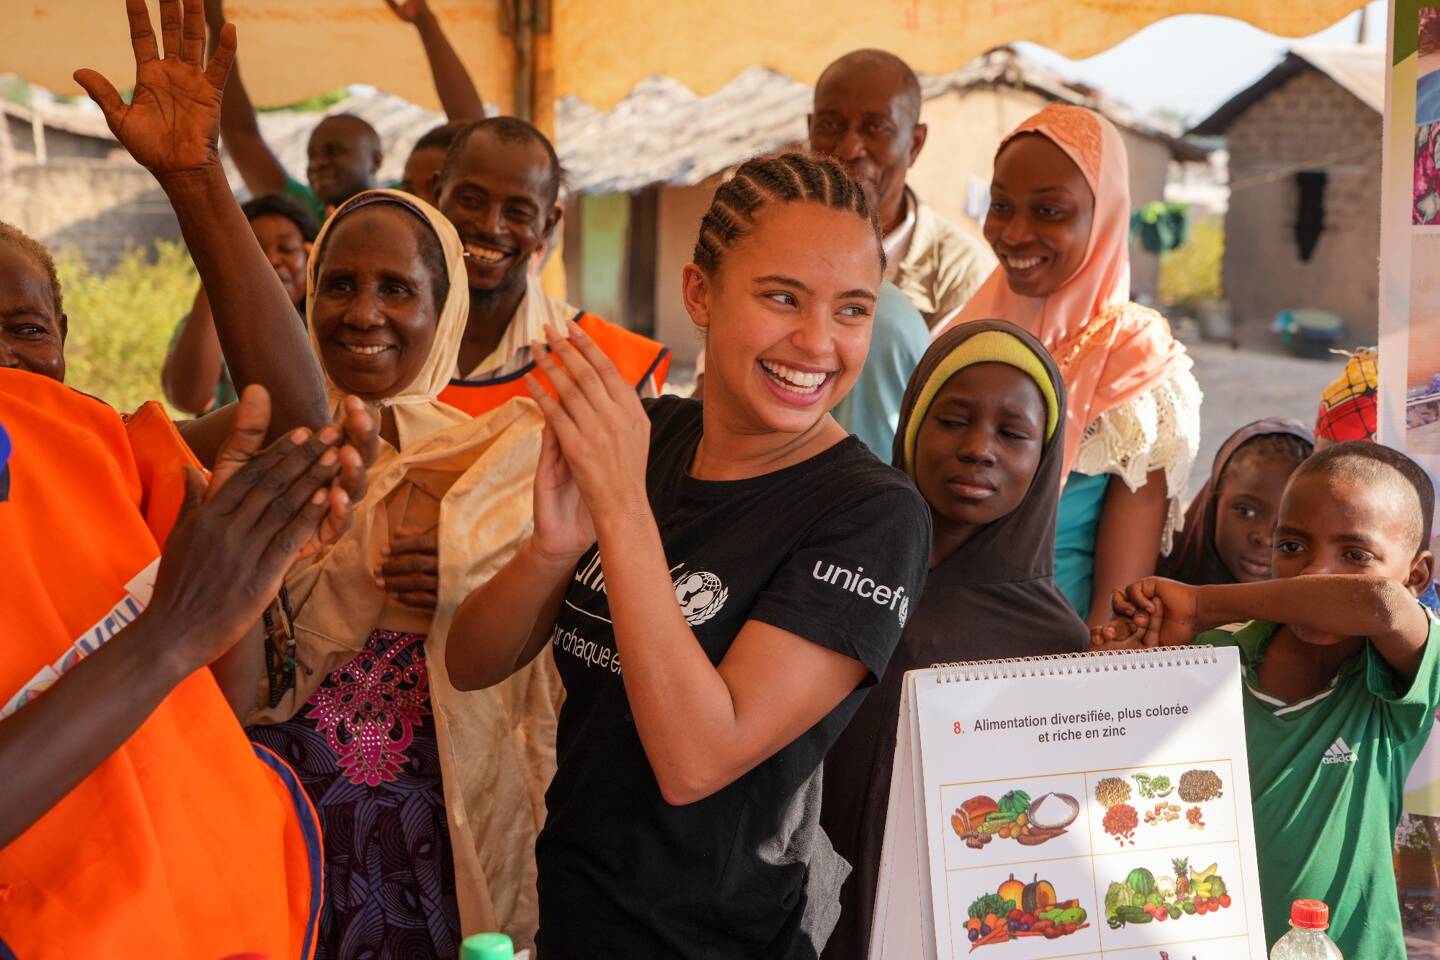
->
[146,385,345,672]
[525,322,651,529]
[208,389,375,558]
[1110,577,1201,648]
[384,0,431,24]
[378,529,439,609]
[74,0,235,179]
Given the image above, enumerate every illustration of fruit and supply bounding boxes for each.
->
[1126,867,1155,898]
[1172,857,1191,897]
[998,874,1025,909]
[998,789,1032,816]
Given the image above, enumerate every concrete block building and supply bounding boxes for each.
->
[1191,44,1383,345]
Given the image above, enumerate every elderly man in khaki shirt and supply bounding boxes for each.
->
[810,49,996,330]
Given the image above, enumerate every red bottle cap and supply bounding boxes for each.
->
[1290,899,1329,929]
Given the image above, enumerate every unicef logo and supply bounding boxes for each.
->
[897,594,910,628]
[674,570,729,626]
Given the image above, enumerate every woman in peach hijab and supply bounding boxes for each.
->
[944,104,1201,624]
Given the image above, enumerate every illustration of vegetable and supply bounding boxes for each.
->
[1133,772,1174,798]
[1102,802,1139,845]
[965,875,1089,949]
[998,874,1025,909]
[1178,769,1223,803]
[1104,859,1235,930]
[1095,776,1132,809]
[954,788,1076,849]
[1186,806,1206,830]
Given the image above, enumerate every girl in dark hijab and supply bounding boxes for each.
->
[1156,419,1314,586]
[820,319,1089,960]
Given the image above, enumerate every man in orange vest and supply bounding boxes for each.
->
[434,118,671,417]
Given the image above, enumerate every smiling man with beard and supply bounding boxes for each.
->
[435,117,670,416]
[809,49,994,330]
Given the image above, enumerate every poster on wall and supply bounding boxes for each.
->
[1380,1,1440,955]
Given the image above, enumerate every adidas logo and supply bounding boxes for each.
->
[1321,737,1358,765]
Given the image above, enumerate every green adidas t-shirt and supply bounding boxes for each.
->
[1198,615,1440,959]
[282,177,327,226]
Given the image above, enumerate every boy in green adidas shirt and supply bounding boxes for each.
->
[1092,441,1440,959]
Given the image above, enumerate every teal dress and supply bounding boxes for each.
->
[830,282,929,458]
[1054,471,1109,620]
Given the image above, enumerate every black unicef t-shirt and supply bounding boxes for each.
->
[535,396,930,959]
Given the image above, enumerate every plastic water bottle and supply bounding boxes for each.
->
[460,933,513,960]
[1269,900,1343,959]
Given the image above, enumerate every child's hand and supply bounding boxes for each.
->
[1112,577,1200,647]
[1090,618,1152,651]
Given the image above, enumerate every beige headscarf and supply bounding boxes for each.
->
[251,189,559,950]
[306,188,472,446]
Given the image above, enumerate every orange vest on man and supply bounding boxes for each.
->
[439,311,671,418]
[0,368,321,959]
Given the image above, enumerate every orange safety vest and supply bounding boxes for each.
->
[438,311,671,418]
[0,368,321,960]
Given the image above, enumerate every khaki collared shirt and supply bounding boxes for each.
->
[887,188,996,329]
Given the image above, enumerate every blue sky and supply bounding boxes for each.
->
[1016,1,1384,125]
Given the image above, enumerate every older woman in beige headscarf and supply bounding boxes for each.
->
[247,188,556,956]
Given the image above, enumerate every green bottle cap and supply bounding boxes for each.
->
[460,933,514,960]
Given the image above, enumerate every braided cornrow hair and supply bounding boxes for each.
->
[692,152,885,275]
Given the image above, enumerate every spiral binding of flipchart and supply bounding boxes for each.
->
[931,646,1220,683]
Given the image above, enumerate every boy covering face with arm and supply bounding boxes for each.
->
[1093,441,1440,958]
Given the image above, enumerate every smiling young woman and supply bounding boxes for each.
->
[943,104,1203,626]
[445,153,931,958]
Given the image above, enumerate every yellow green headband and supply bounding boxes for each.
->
[902,330,1061,476]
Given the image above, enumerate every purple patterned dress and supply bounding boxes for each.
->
[249,629,460,959]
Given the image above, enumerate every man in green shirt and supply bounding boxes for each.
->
[1093,441,1440,959]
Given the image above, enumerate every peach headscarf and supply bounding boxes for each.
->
[943,104,1190,478]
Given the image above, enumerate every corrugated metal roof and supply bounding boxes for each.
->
[555,46,1207,195]
[0,97,114,141]
[1296,43,1385,113]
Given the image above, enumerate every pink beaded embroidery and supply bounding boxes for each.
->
[305,631,430,787]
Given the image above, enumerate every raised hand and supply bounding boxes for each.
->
[384,0,431,24]
[74,0,236,178]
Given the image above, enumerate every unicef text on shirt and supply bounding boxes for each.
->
[553,624,623,675]
[812,561,911,626]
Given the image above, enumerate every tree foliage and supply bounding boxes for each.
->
[57,241,196,415]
